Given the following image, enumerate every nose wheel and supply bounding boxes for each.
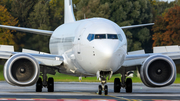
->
[98,85,102,95]
[98,77,108,95]
[104,85,108,95]
[98,85,108,95]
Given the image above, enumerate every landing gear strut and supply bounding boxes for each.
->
[98,77,108,95]
[98,71,111,95]
[36,66,56,92]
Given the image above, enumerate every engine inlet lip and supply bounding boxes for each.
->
[145,55,175,86]
[7,53,39,86]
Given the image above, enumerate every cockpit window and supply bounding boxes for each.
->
[87,34,123,41]
[107,34,118,39]
[117,34,123,41]
[87,34,95,41]
[95,34,106,39]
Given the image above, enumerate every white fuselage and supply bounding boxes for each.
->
[49,18,127,76]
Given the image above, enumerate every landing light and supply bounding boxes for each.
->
[55,57,60,61]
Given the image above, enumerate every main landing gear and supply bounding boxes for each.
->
[36,77,54,92]
[36,66,56,92]
[114,73,132,93]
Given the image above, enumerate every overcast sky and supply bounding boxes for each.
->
[160,0,175,3]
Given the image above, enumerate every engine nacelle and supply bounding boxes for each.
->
[140,55,176,87]
[4,53,40,86]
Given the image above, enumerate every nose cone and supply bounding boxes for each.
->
[94,40,125,71]
[96,41,118,58]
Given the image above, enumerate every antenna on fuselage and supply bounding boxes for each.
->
[84,14,86,19]
[64,0,76,23]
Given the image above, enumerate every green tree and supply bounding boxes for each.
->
[149,0,156,6]
[26,0,51,52]
[0,0,12,11]
[11,0,38,27]
[76,0,111,19]
[49,0,64,30]
[9,0,39,51]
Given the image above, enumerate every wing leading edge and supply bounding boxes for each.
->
[0,45,63,66]
[0,51,63,66]
[0,25,53,36]
[0,23,154,36]
[123,45,180,67]
[121,23,154,29]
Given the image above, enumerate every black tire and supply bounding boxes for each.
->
[104,85,108,95]
[98,85,102,95]
[36,77,42,92]
[114,78,121,93]
[126,78,132,93]
[48,77,54,92]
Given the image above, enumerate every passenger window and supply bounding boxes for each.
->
[95,34,106,39]
[117,34,123,41]
[107,34,118,39]
[87,34,95,41]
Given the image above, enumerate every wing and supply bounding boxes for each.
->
[0,25,53,36]
[0,51,63,66]
[0,45,63,66]
[121,23,154,29]
[0,23,154,35]
[0,45,64,87]
[122,45,180,68]
[122,52,180,68]
[115,45,180,75]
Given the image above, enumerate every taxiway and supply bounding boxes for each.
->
[0,81,180,101]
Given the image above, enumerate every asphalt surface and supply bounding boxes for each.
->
[0,81,180,101]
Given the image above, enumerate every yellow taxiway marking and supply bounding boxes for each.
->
[107,95,131,101]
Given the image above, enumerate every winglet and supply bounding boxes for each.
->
[64,0,76,23]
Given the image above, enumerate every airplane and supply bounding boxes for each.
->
[0,0,178,95]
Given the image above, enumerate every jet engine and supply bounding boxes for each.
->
[4,53,40,86]
[140,55,176,87]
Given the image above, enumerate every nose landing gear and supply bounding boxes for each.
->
[98,77,108,95]
[97,71,113,95]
